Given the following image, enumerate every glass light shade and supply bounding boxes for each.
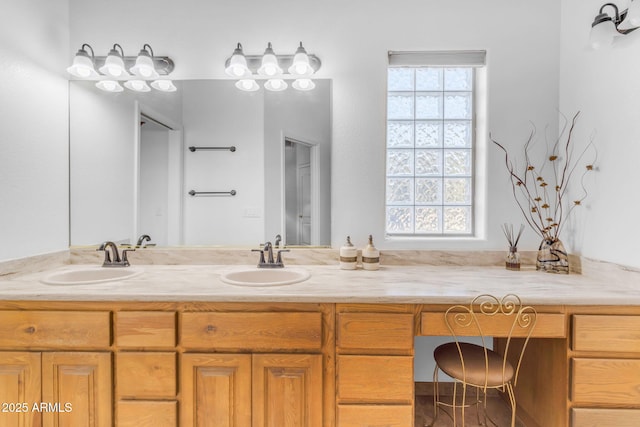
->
[621,0,640,28]
[130,50,159,79]
[95,80,123,92]
[235,79,260,92]
[292,79,315,91]
[288,43,313,76]
[124,80,151,92]
[99,50,127,77]
[67,52,98,78]
[150,80,177,92]
[264,79,288,92]
[225,44,252,78]
[589,17,617,49]
[257,43,283,76]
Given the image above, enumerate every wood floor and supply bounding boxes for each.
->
[415,383,526,427]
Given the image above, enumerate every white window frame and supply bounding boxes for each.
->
[385,50,487,239]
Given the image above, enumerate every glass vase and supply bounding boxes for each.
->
[536,238,569,274]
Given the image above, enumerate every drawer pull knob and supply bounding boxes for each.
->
[206,325,217,333]
[24,326,36,334]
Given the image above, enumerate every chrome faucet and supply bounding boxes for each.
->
[252,241,289,268]
[97,241,134,267]
[136,234,151,248]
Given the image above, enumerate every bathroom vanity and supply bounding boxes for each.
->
[0,253,639,427]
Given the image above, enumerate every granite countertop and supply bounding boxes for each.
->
[1,262,639,305]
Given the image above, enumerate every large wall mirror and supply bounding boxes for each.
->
[69,79,331,247]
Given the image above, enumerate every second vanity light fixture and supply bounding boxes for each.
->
[67,43,176,93]
[225,42,321,92]
[589,1,640,49]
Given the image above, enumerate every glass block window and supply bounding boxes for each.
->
[386,66,475,235]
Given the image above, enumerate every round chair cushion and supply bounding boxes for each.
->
[434,341,515,387]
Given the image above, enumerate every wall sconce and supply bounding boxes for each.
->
[589,2,640,49]
[67,43,176,93]
[224,42,321,92]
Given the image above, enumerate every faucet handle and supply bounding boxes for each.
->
[275,249,290,266]
[96,244,112,265]
[122,249,135,267]
[252,248,266,266]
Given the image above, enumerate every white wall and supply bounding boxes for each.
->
[69,0,561,252]
[559,0,640,269]
[0,0,70,262]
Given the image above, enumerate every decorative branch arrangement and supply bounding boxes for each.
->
[491,112,597,243]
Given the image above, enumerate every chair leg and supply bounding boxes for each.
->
[506,382,517,427]
[426,366,440,427]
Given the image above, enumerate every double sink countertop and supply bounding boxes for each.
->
[0,247,638,305]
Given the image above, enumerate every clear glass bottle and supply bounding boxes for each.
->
[505,246,521,271]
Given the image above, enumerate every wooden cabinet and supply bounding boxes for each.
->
[180,311,325,427]
[335,308,414,427]
[41,352,112,427]
[0,310,112,427]
[570,313,640,427]
[0,350,111,427]
[180,353,252,427]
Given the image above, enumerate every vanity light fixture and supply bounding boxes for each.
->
[590,2,640,49]
[257,43,283,77]
[129,44,159,79]
[124,80,151,92]
[235,79,260,92]
[150,79,177,92]
[99,44,127,77]
[288,42,313,77]
[292,78,315,91]
[67,44,99,78]
[224,42,321,91]
[95,80,123,93]
[264,78,288,92]
[68,43,176,93]
[225,43,252,78]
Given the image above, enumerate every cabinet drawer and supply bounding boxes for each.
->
[337,355,413,404]
[421,311,566,338]
[117,352,176,399]
[116,311,176,348]
[572,408,640,427]
[337,404,414,427]
[572,358,640,405]
[573,315,640,352]
[118,401,177,427]
[181,312,322,351]
[337,313,413,353]
[0,311,110,348]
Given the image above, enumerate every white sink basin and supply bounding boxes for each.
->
[220,268,310,287]
[42,268,143,285]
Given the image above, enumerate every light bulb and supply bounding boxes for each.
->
[264,64,277,76]
[76,67,91,78]
[271,79,282,89]
[107,65,122,77]
[241,80,253,90]
[139,67,152,78]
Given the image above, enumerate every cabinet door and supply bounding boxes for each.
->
[252,354,323,427]
[181,353,251,427]
[41,352,112,427]
[0,352,41,427]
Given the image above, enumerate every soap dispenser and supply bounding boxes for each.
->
[362,235,380,270]
[339,236,358,270]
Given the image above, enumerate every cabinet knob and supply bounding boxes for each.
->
[206,325,217,333]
